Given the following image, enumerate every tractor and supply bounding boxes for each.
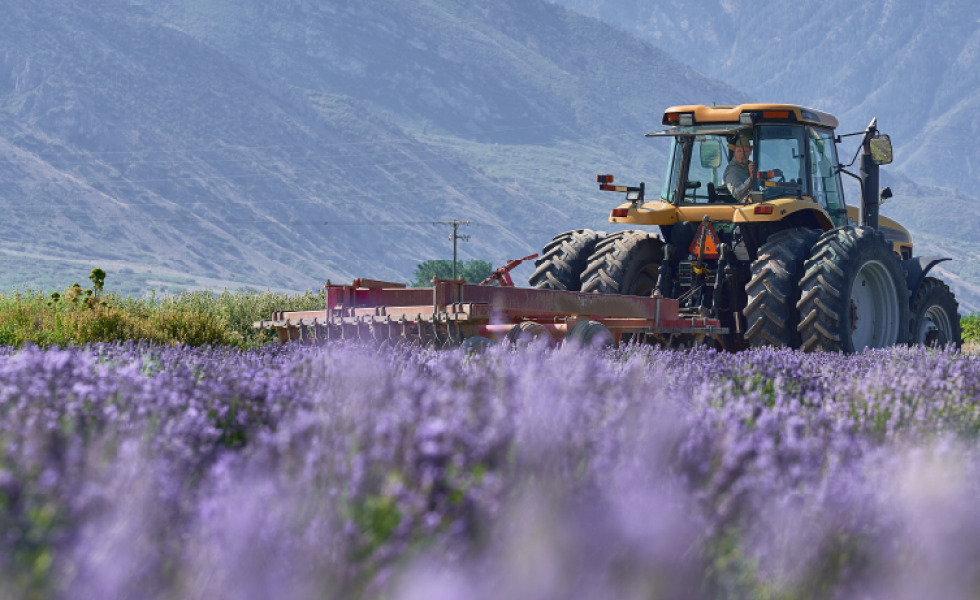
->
[528,104,961,352]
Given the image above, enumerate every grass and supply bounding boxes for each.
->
[0,270,326,348]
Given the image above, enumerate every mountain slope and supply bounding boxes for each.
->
[551,0,980,191]
[0,0,744,293]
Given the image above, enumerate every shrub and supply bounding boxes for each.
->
[962,312,980,344]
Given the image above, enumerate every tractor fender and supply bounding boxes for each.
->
[903,256,951,304]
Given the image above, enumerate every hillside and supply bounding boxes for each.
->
[0,0,743,294]
[551,0,980,191]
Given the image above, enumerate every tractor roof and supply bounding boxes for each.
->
[662,104,839,129]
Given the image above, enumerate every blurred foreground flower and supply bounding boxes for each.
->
[0,342,977,599]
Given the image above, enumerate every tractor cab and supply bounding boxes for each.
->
[649,104,848,227]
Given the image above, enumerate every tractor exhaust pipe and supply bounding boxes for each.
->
[859,117,880,231]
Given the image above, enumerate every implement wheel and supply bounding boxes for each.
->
[743,228,820,348]
[797,226,909,352]
[529,229,604,291]
[506,321,554,348]
[564,319,614,348]
[580,230,664,295]
[910,277,961,348]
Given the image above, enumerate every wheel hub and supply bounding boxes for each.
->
[849,260,901,349]
[918,304,954,346]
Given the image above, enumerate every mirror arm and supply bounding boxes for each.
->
[835,128,874,167]
[838,166,860,182]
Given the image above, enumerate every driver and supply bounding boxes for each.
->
[724,130,755,202]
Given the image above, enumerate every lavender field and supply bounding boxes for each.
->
[2,341,979,599]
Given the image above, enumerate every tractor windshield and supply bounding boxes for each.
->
[655,123,841,213]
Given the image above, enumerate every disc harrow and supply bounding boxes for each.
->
[256,277,727,349]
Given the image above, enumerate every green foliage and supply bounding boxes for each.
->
[701,529,768,600]
[0,269,326,348]
[411,260,493,287]
[88,268,105,295]
[962,313,980,344]
[351,494,402,561]
[154,288,326,346]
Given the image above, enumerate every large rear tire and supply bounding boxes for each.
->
[528,229,603,291]
[910,277,961,348]
[743,228,820,348]
[580,230,664,295]
[797,226,909,352]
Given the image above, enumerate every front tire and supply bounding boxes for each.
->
[580,230,664,295]
[797,226,909,352]
[743,227,821,348]
[910,277,961,348]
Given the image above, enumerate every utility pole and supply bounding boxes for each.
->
[435,220,471,279]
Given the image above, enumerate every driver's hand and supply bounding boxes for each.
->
[748,162,755,177]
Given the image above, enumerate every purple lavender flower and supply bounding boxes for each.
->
[1,342,980,598]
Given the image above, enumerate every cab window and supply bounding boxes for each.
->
[683,135,738,203]
[657,127,753,205]
[661,136,684,203]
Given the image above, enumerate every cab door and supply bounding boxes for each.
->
[807,127,847,227]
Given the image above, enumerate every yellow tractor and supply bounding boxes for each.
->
[529,104,961,351]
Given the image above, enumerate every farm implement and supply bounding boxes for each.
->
[255,273,727,349]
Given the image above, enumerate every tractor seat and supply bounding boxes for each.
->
[707,182,735,204]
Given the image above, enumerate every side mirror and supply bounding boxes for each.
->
[700,140,723,169]
[870,134,893,165]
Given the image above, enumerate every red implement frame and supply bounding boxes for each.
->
[256,278,727,348]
